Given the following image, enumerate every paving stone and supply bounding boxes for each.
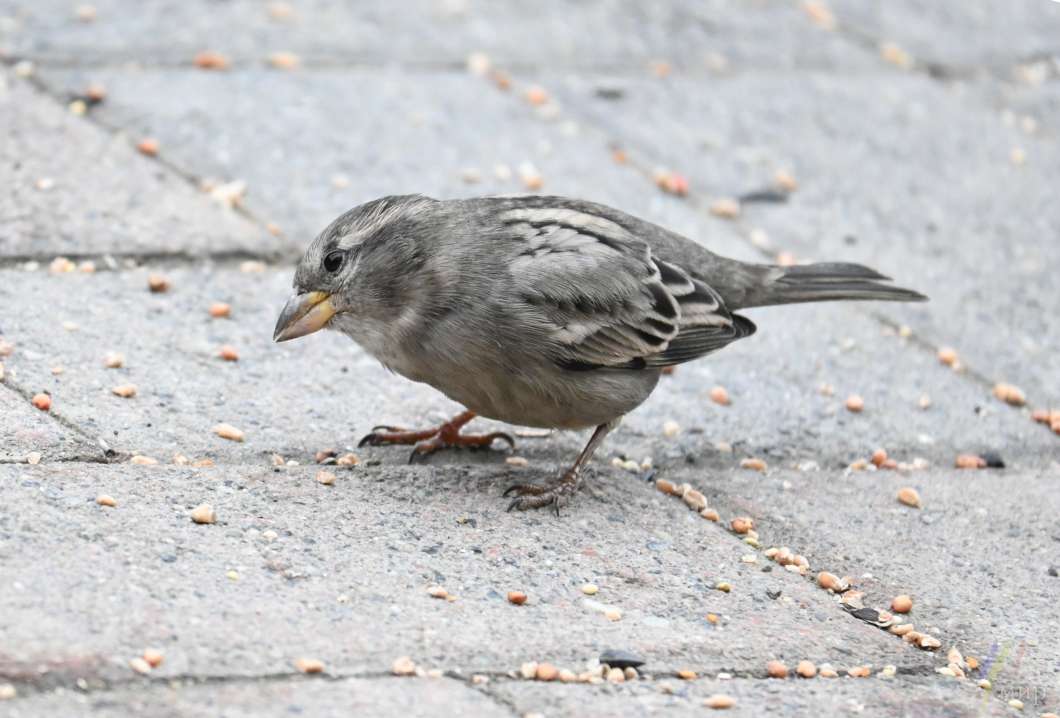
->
[0,68,276,260]
[828,0,1060,75]
[1,675,513,718]
[0,383,106,463]
[1,264,1052,475]
[662,464,1060,707]
[543,69,1060,410]
[490,674,1018,717]
[1,0,871,72]
[0,462,933,686]
[32,65,726,251]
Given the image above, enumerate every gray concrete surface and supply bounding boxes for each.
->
[1,0,1058,716]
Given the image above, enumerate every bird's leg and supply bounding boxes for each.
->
[358,409,515,463]
[504,418,619,516]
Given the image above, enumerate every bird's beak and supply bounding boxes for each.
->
[273,290,337,342]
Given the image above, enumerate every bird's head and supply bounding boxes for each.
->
[273,195,436,342]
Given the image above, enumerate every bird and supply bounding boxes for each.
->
[274,194,926,514]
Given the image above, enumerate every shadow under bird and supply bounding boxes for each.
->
[274,194,926,513]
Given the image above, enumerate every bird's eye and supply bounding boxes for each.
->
[323,251,344,273]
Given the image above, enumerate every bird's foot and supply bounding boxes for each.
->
[357,410,514,463]
[504,468,580,516]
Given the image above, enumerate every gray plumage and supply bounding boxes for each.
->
[276,194,925,512]
[285,193,923,430]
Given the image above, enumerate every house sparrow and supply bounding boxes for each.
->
[275,194,925,513]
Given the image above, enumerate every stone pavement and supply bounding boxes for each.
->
[1,1,1059,716]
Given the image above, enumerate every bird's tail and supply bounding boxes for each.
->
[726,262,927,309]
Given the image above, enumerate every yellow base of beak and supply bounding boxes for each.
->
[274,290,336,342]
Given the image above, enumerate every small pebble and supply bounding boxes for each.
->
[220,346,239,361]
[190,505,217,524]
[508,591,527,605]
[32,393,52,410]
[295,658,324,674]
[845,395,864,412]
[96,495,116,507]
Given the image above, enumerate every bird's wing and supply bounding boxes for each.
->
[501,205,754,369]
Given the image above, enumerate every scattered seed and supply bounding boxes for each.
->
[536,663,558,681]
[129,657,152,675]
[819,382,836,395]
[557,669,577,683]
[142,648,163,667]
[774,548,793,565]
[955,455,985,469]
[316,449,337,463]
[683,489,707,511]
[848,666,871,677]
[775,252,798,267]
[741,555,758,564]
[508,591,527,605]
[775,169,798,190]
[937,347,958,366]
[112,383,137,398]
[656,478,679,494]
[703,695,736,709]
[710,198,740,218]
[148,275,171,292]
[32,393,52,411]
[892,595,913,613]
[743,537,760,547]
[817,572,847,592]
[678,670,696,680]
[707,386,729,405]
[766,661,788,678]
[818,664,838,678]
[871,449,887,467]
[213,423,244,441]
[612,149,628,164]
[427,586,450,599]
[0,684,15,700]
[130,456,156,465]
[96,495,116,507]
[270,51,300,68]
[731,517,754,534]
[295,658,324,674]
[36,177,56,191]
[220,346,239,361]
[700,508,719,521]
[663,420,680,437]
[26,452,41,465]
[190,505,217,524]
[525,86,548,105]
[316,471,336,485]
[193,51,229,69]
[897,487,920,508]
[947,663,965,678]
[967,657,979,670]
[103,351,124,368]
[740,458,767,471]
[993,383,1025,406]
[581,584,598,595]
[210,302,231,318]
[890,624,914,636]
[391,656,416,676]
[137,138,159,156]
[919,635,941,649]
[796,660,816,678]
[335,454,360,466]
[879,41,911,69]
[1008,699,1024,710]
[192,460,213,466]
[520,662,538,679]
[849,459,868,471]
[714,582,731,592]
[240,261,266,272]
[846,395,864,412]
